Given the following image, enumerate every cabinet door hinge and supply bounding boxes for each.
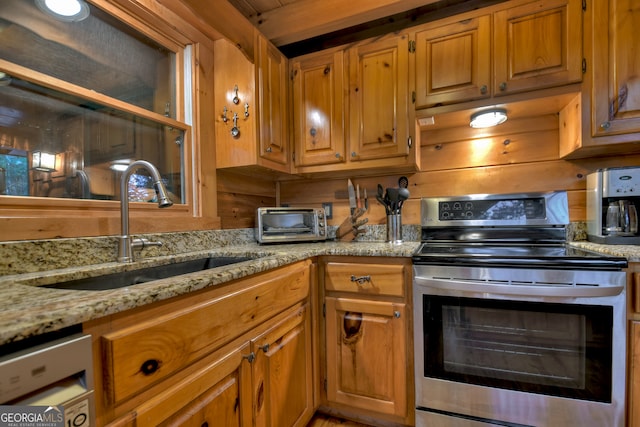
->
[582,58,587,74]
[408,40,416,53]
[322,303,326,317]
[412,91,416,104]
[323,379,327,391]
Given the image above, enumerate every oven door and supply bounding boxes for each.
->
[413,265,626,427]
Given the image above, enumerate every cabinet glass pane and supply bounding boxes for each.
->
[0,0,175,117]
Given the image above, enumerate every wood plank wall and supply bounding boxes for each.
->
[217,115,640,229]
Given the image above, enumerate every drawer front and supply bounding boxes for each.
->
[102,260,311,404]
[324,262,405,297]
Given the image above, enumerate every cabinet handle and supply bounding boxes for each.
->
[480,85,488,95]
[259,343,270,353]
[242,352,255,363]
[600,121,611,130]
[499,82,507,91]
[140,359,160,375]
[350,275,371,285]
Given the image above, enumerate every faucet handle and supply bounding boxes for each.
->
[132,238,163,250]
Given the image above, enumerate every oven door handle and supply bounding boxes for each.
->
[414,276,625,298]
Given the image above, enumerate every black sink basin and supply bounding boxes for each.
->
[44,256,253,291]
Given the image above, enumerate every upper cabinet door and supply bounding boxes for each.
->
[257,35,289,167]
[415,15,491,108]
[348,33,410,161]
[291,50,346,167]
[493,0,582,96]
[590,0,640,137]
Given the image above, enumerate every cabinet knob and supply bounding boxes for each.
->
[480,85,488,95]
[310,127,317,137]
[600,121,611,130]
[394,311,401,318]
[335,152,341,158]
[242,352,255,363]
[499,82,507,91]
[259,343,270,353]
[351,152,357,157]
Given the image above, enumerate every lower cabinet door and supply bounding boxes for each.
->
[127,342,253,427]
[324,296,407,419]
[252,304,314,427]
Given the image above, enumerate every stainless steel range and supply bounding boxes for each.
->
[412,191,628,427]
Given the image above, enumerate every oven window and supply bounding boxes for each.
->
[422,296,613,402]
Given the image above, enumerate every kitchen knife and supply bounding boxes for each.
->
[348,179,357,215]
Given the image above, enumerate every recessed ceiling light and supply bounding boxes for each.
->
[35,0,90,22]
[470,108,508,128]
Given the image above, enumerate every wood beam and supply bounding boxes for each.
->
[168,0,258,60]
[252,0,440,46]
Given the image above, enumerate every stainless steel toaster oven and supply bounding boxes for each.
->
[256,207,327,243]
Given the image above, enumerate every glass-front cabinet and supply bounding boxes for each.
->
[0,0,215,240]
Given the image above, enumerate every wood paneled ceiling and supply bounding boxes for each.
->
[226,0,505,55]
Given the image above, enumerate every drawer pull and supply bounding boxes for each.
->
[140,359,160,375]
[350,275,371,285]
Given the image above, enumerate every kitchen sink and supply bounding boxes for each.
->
[44,256,253,291]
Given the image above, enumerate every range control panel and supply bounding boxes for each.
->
[438,197,546,221]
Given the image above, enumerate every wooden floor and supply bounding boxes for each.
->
[307,413,373,427]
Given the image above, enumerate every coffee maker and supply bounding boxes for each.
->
[587,166,640,244]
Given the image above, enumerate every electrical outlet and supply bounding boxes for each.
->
[322,202,333,219]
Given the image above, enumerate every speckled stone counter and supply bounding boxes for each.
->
[0,228,420,346]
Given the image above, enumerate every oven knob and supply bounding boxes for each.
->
[466,211,474,218]
[442,203,450,210]
[465,202,473,210]
[442,212,450,219]
[453,202,462,210]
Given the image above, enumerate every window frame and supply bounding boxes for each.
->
[0,0,219,241]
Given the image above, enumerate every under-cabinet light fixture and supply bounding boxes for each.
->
[35,0,90,22]
[470,108,508,128]
[32,151,57,172]
[110,159,133,172]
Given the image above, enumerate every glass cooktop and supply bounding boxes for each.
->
[413,242,628,270]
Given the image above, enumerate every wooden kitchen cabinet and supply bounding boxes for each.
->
[291,33,418,176]
[493,0,582,96]
[252,304,314,427]
[291,48,346,168]
[627,270,640,427]
[214,34,290,174]
[84,259,314,426]
[559,0,640,158]
[414,0,581,108]
[414,14,491,108]
[320,257,412,426]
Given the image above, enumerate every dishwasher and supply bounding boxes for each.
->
[0,330,95,426]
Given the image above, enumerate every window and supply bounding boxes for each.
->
[0,0,188,203]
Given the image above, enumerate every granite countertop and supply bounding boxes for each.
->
[0,238,420,346]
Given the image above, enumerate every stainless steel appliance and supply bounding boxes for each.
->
[413,191,627,427]
[0,331,95,426]
[256,207,326,243]
[587,166,640,244]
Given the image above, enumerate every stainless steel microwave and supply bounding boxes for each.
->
[256,207,327,244]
